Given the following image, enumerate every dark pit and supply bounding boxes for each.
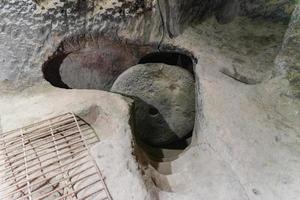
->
[149,107,159,117]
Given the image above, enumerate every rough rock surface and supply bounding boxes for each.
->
[0,0,159,89]
[190,17,287,84]
[0,0,295,91]
[0,82,156,200]
[149,15,300,200]
[159,0,240,37]
[111,63,195,146]
[0,0,243,91]
[240,0,295,23]
[276,3,300,98]
[56,35,156,90]
[0,1,300,200]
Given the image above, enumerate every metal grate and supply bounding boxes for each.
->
[0,113,112,200]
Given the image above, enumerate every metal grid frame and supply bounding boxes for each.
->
[0,113,112,200]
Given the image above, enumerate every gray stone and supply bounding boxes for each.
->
[275,3,300,98]
[215,0,240,24]
[239,0,295,23]
[111,63,195,146]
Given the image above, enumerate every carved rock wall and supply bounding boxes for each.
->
[0,0,296,91]
[240,0,296,23]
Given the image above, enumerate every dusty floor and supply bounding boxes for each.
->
[0,16,300,200]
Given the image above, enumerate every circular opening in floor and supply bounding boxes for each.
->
[42,35,198,163]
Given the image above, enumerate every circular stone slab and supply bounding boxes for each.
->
[111,63,195,146]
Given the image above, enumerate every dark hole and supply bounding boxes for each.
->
[139,52,195,74]
[160,131,193,150]
[42,53,70,89]
[149,107,159,116]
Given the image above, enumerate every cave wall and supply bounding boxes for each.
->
[0,0,184,88]
[0,0,298,98]
[276,3,300,98]
[240,0,296,23]
[0,0,160,89]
